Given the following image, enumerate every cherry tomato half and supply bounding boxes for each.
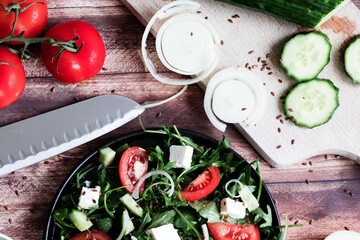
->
[69,230,111,240]
[180,165,220,202]
[208,223,260,240]
[0,46,26,108]
[0,0,48,44]
[119,147,149,193]
[41,20,105,83]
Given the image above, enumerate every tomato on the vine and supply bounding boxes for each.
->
[69,230,111,240]
[0,0,48,43]
[0,46,26,108]
[208,223,260,240]
[119,147,149,193]
[41,20,105,83]
[180,165,220,202]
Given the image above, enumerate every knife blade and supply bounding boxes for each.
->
[0,95,144,176]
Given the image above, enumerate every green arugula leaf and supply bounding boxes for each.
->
[94,217,113,233]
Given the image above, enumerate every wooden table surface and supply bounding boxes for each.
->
[0,1,360,239]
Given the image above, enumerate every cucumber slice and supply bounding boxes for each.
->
[325,230,360,240]
[285,79,339,128]
[238,182,259,212]
[120,194,143,217]
[344,35,360,83]
[281,32,331,82]
[99,147,116,168]
[68,209,93,232]
[117,209,135,240]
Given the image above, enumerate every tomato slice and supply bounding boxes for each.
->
[208,223,260,240]
[69,230,111,240]
[119,147,149,193]
[180,166,220,202]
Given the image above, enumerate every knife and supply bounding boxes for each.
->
[0,95,144,176]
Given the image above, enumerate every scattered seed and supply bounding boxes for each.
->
[289,217,294,221]
[11,171,15,175]
[294,220,299,224]
[309,219,313,225]
[261,60,267,64]
[260,66,265,71]
[73,96,80,102]
[102,67,108,71]
[242,108,247,111]
[22,176,27,180]
[266,53,270,58]
[291,116,295,121]
[271,91,275,96]
[263,83,266,86]
[190,32,193,36]
[50,87,55,92]
[8,219,12,224]
[280,59,284,64]
[302,162,307,166]
[266,67,271,70]
[8,181,13,186]
[205,16,208,20]
[278,79,283,83]
[276,145,282,149]
[248,50,254,54]
[276,115,282,120]
[277,128,281,133]
[273,199,278,204]
[291,139,295,145]
[15,190,19,196]
[82,191,86,196]
[268,72,273,75]
[86,217,90,221]
[324,154,328,160]
[280,119,284,124]
[92,199,97,203]
[228,19,233,23]
[111,89,115,93]
[156,112,162,117]
[44,160,49,164]
[344,189,350,193]
[245,63,249,68]
[309,161,312,166]
[308,170,314,173]
[248,66,252,71]
[232,14,240,18]
[350,192,354,197]
[4,206,8,210]
[305,179,310,184]
[220,40,224,45]
[345,226,350,230]
[196,10,201,13]
[288,108,294,112]
[257,57,261,62]
[251,65,258,69]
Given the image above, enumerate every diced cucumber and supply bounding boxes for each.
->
[120,194,143,217]
[281,31,331,82]
[116,209,135,240]
[344,35,360,83]
[238,183,259,212]
[68,209,93,232]
[285,79,339,128]
[99,147,116,168]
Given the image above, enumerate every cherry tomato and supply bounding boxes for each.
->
[119,147,149,193]
[208,223,260,240]
[180,166,220,202]
[0,46,26,108]
[40,20,105,83]
[69,230,111,240]
[0,0,48,44]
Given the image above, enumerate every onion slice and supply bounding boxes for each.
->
[225,179,242,198]
[138,85,188,109]
[132,170,175,199]
[201,224,209,240]
[142,0,220,85]
[204,67,267,132]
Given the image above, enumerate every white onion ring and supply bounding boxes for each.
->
[225,179,242,198]
[201,224,209,240]
[204,67,267,132]
[142,0,220,85]
[132,170,175,199]
[138,85,188,110]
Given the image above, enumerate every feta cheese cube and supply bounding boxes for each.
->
[169,145,194,169]
[78,186,101,209]
[146,224,181,240]
[220,198,247,219]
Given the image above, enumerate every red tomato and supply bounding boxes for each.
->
[0,0,48,44]
[180,166,220,202]
[69,230,111,240]
[0,46,26,108]
[119,147,149,193]
[41,20,105,83]
[208,223,260,240]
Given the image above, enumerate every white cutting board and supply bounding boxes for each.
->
[121,0,360,167]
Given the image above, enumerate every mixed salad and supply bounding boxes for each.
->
[53,127,284,240]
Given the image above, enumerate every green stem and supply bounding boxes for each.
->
[173,207,202,238]
[10,8,19,36]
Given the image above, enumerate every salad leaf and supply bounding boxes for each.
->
[189,201,221,223]
[95,217,113,233]
[145,210,176,230]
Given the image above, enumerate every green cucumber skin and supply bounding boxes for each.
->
[285,79,339,129]
[344,34,360,83]
[215,0,347,28]
[281,31,332,82]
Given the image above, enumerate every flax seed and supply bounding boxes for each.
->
[308,170,314,173]
[8,219,12,224]
[345,226,350,230]
[220,40,224,45]
[50,87,55,92]
[302,162,307,166]
[278,79,283,83]
[196,10,201,13]
[4,206,8,210]
[190,32,193,36]
[280,119,284,124]
[15,190,19,196]
[73,96,80,102]
[344,189,350,193]
[245,63,249,68]
[324,154,328,160]
[257,57,261,62]
[232,14,240,18]
[156,112,162,117]
[291,139,295,145]
[242,108,247,111]
[266,53,270,58]
[276,145,282,149]
[228,19,233,23]
[268,72,273,75]
[294,220,299,224]
[276,115,282,120]
[248,50,254,54]
[271,91,275,96]
[288,108,294,112]
[205,16,208,20]
[305,179,310,184]
[278,128,281,133]
[350,192,354,197]
[44,160,49,164]
[309,220,313,225]
[280,59,284,63]
[266,67,271,70]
